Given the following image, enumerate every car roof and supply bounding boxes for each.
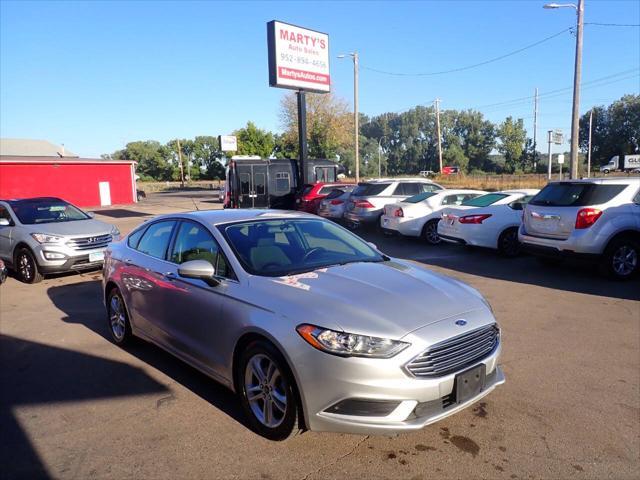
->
[151,209,319,227]
[499,189,540,195]
[548,177,640,185]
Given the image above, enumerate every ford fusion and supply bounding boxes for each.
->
[103,210,504,440]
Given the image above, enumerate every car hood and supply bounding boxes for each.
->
[247,259,489,339]
[24,218,115,236]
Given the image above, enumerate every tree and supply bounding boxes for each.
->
[497,116,527,173]
[579,95,640,167]
[279,92,352,159]
[192,136,225,180]
[233,121,275,158]
[112,141,173,180]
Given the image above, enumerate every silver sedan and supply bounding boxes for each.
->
[103,210,504,440]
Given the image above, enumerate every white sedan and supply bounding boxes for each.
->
[380,189,487,244]
[437,189,540,257]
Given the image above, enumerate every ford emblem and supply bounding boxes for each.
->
[455,319,467,326]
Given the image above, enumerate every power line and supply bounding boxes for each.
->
[585,22,640,27]
[361,27,572,77]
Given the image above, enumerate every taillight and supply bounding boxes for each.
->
[394,208,404,217]
[354,200,374,209]
[330,199,344,205]
[459,214,492,224]
[575,208,602,229]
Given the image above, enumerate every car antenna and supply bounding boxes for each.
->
[191,197,200,211]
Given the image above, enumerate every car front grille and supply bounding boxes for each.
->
[406,324,499,378]
[66,234,112,251]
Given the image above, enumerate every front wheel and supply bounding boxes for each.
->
[422,219,441,245]
[498,228,521,258]
[15,248,43,284]
[237,341,301,441]
[600,236,639,280]
[106,288,134,345]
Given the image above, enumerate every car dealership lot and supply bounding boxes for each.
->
[1,193,639,480]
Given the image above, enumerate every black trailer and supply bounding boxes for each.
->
[224,156,340,210]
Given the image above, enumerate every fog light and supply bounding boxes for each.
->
[324,398,401,417]
[44,252,65,260]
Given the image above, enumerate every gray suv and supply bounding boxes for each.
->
[519,178,640,279]
[0,197,119,283]
[344,179,444,227]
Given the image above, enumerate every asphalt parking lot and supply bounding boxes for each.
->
[1,191,639,480]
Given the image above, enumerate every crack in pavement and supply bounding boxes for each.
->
[300,435,370,480]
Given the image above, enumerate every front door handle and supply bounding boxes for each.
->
[165,272,177,280]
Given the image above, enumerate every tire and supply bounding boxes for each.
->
[15,248,44,284]
[600,236,639,280]
[603,169,610,174]
[497,228,521,258]
[422,219,441,245]
[106,287,134,345]
[236,340,302,441]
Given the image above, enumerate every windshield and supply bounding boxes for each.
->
[352,183,389,197]
[404,192,437,204]
[461,193,508,207]
[10,199,90,224]
[220,218,385,276]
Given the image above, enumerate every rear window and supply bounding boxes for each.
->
[352,183,389,197]
[325,189,346,200]
[319,185,341,195]
[462,193,508,207]
[529,183,627,207]
[404,192,437,204]
[301,185,314,197]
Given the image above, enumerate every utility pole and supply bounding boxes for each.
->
[353,52,360,183]
[570,0,585,179]
[533,88,539,172]
[297,91,308,185]
[435,98,443,173]
[176,138,185,187]
[377,136,386,179]
[587,108,593,178]
[547,130,553,180]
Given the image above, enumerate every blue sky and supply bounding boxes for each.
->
[1,0,638,157]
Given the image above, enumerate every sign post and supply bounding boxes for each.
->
[557,154,565,180]
[267,20,330,186]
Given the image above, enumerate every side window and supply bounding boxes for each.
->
[422,183,442,192]
[275,172,290,193]
[171,221,219,265]
[240,173,250,195]
[392,183,405,196]
[136,221,175,259]
[0,206,13,224]
[441,195,462,206]
[127,227,147,249]
[402,183,422,196]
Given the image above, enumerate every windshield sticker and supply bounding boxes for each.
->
[273,269,327,291]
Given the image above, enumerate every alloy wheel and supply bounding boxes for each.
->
[425,221,441,244]
[612,245,637,277]
[244,354,287,428]
[18,253,33,281]
[109,294,127,341]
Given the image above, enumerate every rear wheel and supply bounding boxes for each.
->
[600,236,639,280]
[236,340,302,441]
[422,219,441,245]
[106,287,134,345]
[497,228,521,258]
[15,248,43,284]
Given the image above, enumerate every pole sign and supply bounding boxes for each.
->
[267,20,330,93]
[557,154,565,164]
[219,135,237,152]
[552,130,563,145]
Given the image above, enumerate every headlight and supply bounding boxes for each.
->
[31,233,65,244]
[296,324,410,358]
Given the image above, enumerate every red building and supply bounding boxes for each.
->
[0,139,137,208]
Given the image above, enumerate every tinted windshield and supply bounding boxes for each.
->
[352,183,389,196]
[220,219,384,276]
[461,193,508,207]
[529,183,626,207]
[404,192,437,204]
[10,199,89,224]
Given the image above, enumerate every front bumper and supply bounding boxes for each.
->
[35,245,107,274]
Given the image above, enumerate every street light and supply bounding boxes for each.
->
[543,0,584,179]
[338,52,359,182]
[377,136,387,178]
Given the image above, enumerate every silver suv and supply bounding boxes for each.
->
[344,178,444,227]
[0,197,119,283]
[519,178,640,279]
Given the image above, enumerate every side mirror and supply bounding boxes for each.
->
[177,259,219,286]
[0,218,10,226]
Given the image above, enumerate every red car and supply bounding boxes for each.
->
[296,183,355,214]
[442,166,460,175]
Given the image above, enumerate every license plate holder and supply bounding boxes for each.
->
[89,251,105,263]
[455,364,486,404]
